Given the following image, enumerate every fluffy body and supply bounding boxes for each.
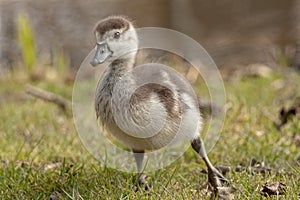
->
[93,16,202,151]
[95,59,202,150]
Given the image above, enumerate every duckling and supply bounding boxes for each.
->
[90,16,233,197]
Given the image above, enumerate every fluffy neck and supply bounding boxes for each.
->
[107,51,137,77]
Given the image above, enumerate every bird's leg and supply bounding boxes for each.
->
[191,137,233,195]
[133,149,149,191]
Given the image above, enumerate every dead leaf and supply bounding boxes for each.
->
[250,158,262,167]
[260,182,287,197]
[277,98,300,129]
[173,181,180,190]
[50,191,62,200]
[43,162,62,171]
[293,134,300,147]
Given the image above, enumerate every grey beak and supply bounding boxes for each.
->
[90,42,112,66]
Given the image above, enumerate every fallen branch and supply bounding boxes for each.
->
[25,84,71,115]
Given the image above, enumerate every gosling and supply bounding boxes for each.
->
[90,15,232,197]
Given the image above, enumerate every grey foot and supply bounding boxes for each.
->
[208,168,236,200]
[208,168,229,189]
[135,174,149,191]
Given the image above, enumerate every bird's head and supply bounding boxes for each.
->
[90,16,138,66]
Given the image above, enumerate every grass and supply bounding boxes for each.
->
[17,14,37,76]
[0,68,299,199]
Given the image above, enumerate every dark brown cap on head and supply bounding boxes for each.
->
[94,16,131,36]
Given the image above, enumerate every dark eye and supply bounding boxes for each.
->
[114,32,120,39]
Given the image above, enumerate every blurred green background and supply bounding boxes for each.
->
[0,0,300,74]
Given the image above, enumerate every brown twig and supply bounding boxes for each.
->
[25,84,71,115]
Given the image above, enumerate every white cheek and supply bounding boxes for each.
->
[110,41,137,58]
[108,29,138,59]
[125,35,139,52]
